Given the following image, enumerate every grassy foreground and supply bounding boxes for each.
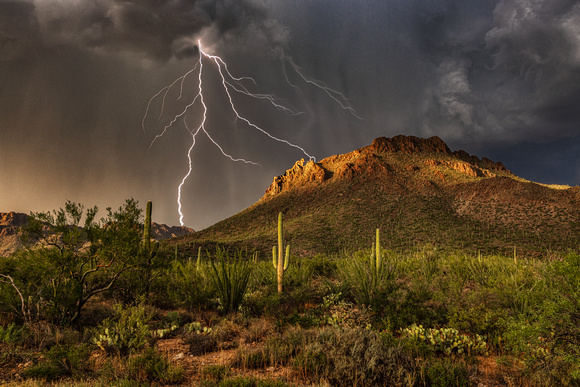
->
[2,243,580,386]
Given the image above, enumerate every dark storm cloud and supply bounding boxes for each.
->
[2,0,580,229]
[415,0,580,143]
[0,0,39,61]
[29,0,284,61]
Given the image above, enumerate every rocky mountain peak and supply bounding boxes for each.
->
[262,135,510,200]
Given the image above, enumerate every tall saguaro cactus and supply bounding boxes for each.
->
[140,200,159,297]
[370,227,382,271]
[272,212,290,293]
[141,200,159,259]
[142,200,152,250]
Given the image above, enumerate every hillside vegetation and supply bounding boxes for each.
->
[172,135,580,259]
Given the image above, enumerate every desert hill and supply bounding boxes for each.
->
[171,135,580,258]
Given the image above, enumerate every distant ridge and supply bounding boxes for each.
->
[172,135,580,258]
[0,212,194,257]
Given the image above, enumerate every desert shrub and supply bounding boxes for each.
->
[162,259,216,311]
[232,326,312,369]
[446,287,510,339]
[202,376,293,387]
[200,364,231,381]
[317,292,373,329]
[243,289,281,317]
[426,359,469,387]
[524,353,580,387]
[311,327,417,386]
[126,347,183,384]
[306,254,337,277]
[338,249,400,314]
[212,318,242,342]
[22,343,91,381]
[0,323,23,345]
[241,317,275,344]
[0,250,59,323]
[90,302,152,356]
[209,248,253,314]
[185,331,218,355]
[231,347,271,369]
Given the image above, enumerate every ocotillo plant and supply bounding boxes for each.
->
[272,212,290,293]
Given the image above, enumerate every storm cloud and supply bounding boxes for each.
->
[1,0,580,229]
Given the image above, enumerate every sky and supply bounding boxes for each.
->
[1,0,580,230]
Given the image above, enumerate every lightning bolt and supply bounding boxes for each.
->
[286,57,363,120]
[144,40,315,226]
[144,41,360,226]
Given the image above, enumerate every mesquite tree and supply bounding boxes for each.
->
[15,199,145,324]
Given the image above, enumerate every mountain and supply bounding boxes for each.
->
[0,212,194,257]
[170,135,580,258]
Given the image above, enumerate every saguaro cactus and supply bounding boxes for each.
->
[370,228,382,271]
[141,201,159,258]
[272,212,290,293]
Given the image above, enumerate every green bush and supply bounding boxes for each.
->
[322,328,417,386]
[200,364,231,381]
[210,248,253,314]
[202,376,293,387]
[426,360,469,387]
[162,259,216,311]
[0,199,159,325]
[0,323,23,345]
[22,343,91,381]
[126,347,183,384]
[185,331,218,356]
[338,249,399,313]
[91,303,152,356]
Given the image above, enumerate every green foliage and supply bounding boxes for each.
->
[7,199,145,324]
[210,247,253,314]
[0,323,23,345]
[126,347,184,384]
[161,259,215,311]
[22,343,91,381]
[317,292,373,329]
[185,330,218,356]
[303,327,417,387]
[201,376,293,387]
[402,324,487,356]
[339,249,399,313]
[91,303,152,356]
[200,364,231,381]
[426,359,469,387]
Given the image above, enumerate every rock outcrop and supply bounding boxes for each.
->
[262,135,510,199]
